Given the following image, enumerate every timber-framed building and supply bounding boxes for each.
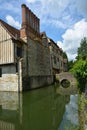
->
[0,4,67,92]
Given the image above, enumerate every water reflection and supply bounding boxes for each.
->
[58,94,79,130]
[0,86,78,130]
[0,92,22,130]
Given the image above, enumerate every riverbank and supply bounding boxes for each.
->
[78,93,87,130]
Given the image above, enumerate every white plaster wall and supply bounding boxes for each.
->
[0,65,18,91]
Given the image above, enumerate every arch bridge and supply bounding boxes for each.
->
[55,72,77,88]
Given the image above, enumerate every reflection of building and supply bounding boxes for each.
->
[0,121,15,130]
[0,87,70,130]
[0,92,22,130]
[0,4,68,92]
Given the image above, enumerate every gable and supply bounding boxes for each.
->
[0,24,11,42]
[0,24,15,64]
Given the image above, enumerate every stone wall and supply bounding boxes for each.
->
[0,65,18,91]
[27,38,52,76]
[20,4,54,90]
[23,75,54,90]
[22,38,54,90]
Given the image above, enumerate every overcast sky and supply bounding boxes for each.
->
[0,0,87,60]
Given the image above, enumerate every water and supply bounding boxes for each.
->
[58,94,79,130]
[0,85,79,130]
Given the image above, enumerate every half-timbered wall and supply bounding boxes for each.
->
[0,25,14,64]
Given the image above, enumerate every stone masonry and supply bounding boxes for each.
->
[0,4,67,92]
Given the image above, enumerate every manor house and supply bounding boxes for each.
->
[0,4,67,92]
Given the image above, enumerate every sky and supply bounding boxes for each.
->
[0,0,87,61]
[59,95,78,130]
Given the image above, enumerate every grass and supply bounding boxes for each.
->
[78,92,87,130]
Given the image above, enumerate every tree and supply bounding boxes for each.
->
[70,37,87,92]
[63,52,68,59]
[68,60,74,70]
[77,37,87,60]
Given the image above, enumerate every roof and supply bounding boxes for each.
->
[0,19,26,44]
[40,32,47,37]
[48,37,63,52]
[0,19,20,38]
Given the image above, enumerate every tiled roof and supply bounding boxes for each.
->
[0,19,26,44]
[0,19,20,39]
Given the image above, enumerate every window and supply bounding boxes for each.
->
[17,47,22,57]
[0,68,2,77]
[54,56,57,64]
[57,58,59,62]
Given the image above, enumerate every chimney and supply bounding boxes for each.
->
[21,4,27,28]
[20,4,40,39]
[20,4,28,38]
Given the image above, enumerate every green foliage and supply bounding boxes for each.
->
[65,125,79,130]
[68,60,74,70]
[70,60,87,91]
[63,52,68,59]
[78,93,87,130]
[77,37,87,60]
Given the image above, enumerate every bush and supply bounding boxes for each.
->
[70,60,87,92]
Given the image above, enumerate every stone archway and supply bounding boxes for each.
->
[56,72,77,88]
[61,79,70,88]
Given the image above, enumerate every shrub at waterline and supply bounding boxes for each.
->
[70,60,87,92]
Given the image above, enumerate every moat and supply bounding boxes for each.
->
[0,85,79,130]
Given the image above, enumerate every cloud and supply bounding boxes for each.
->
[76,0,87,19]
[6,15,21,29]
[26,0,74,29]
[26,0,38,3]
[66,95,78,125]
[57,19,87,61]
[40,0,69,17]
[0,2,20,13]
[25,0,87,31]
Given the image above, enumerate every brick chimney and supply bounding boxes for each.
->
[20,4,27,38]
[21,4,27,28]
[20,4,41,40]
